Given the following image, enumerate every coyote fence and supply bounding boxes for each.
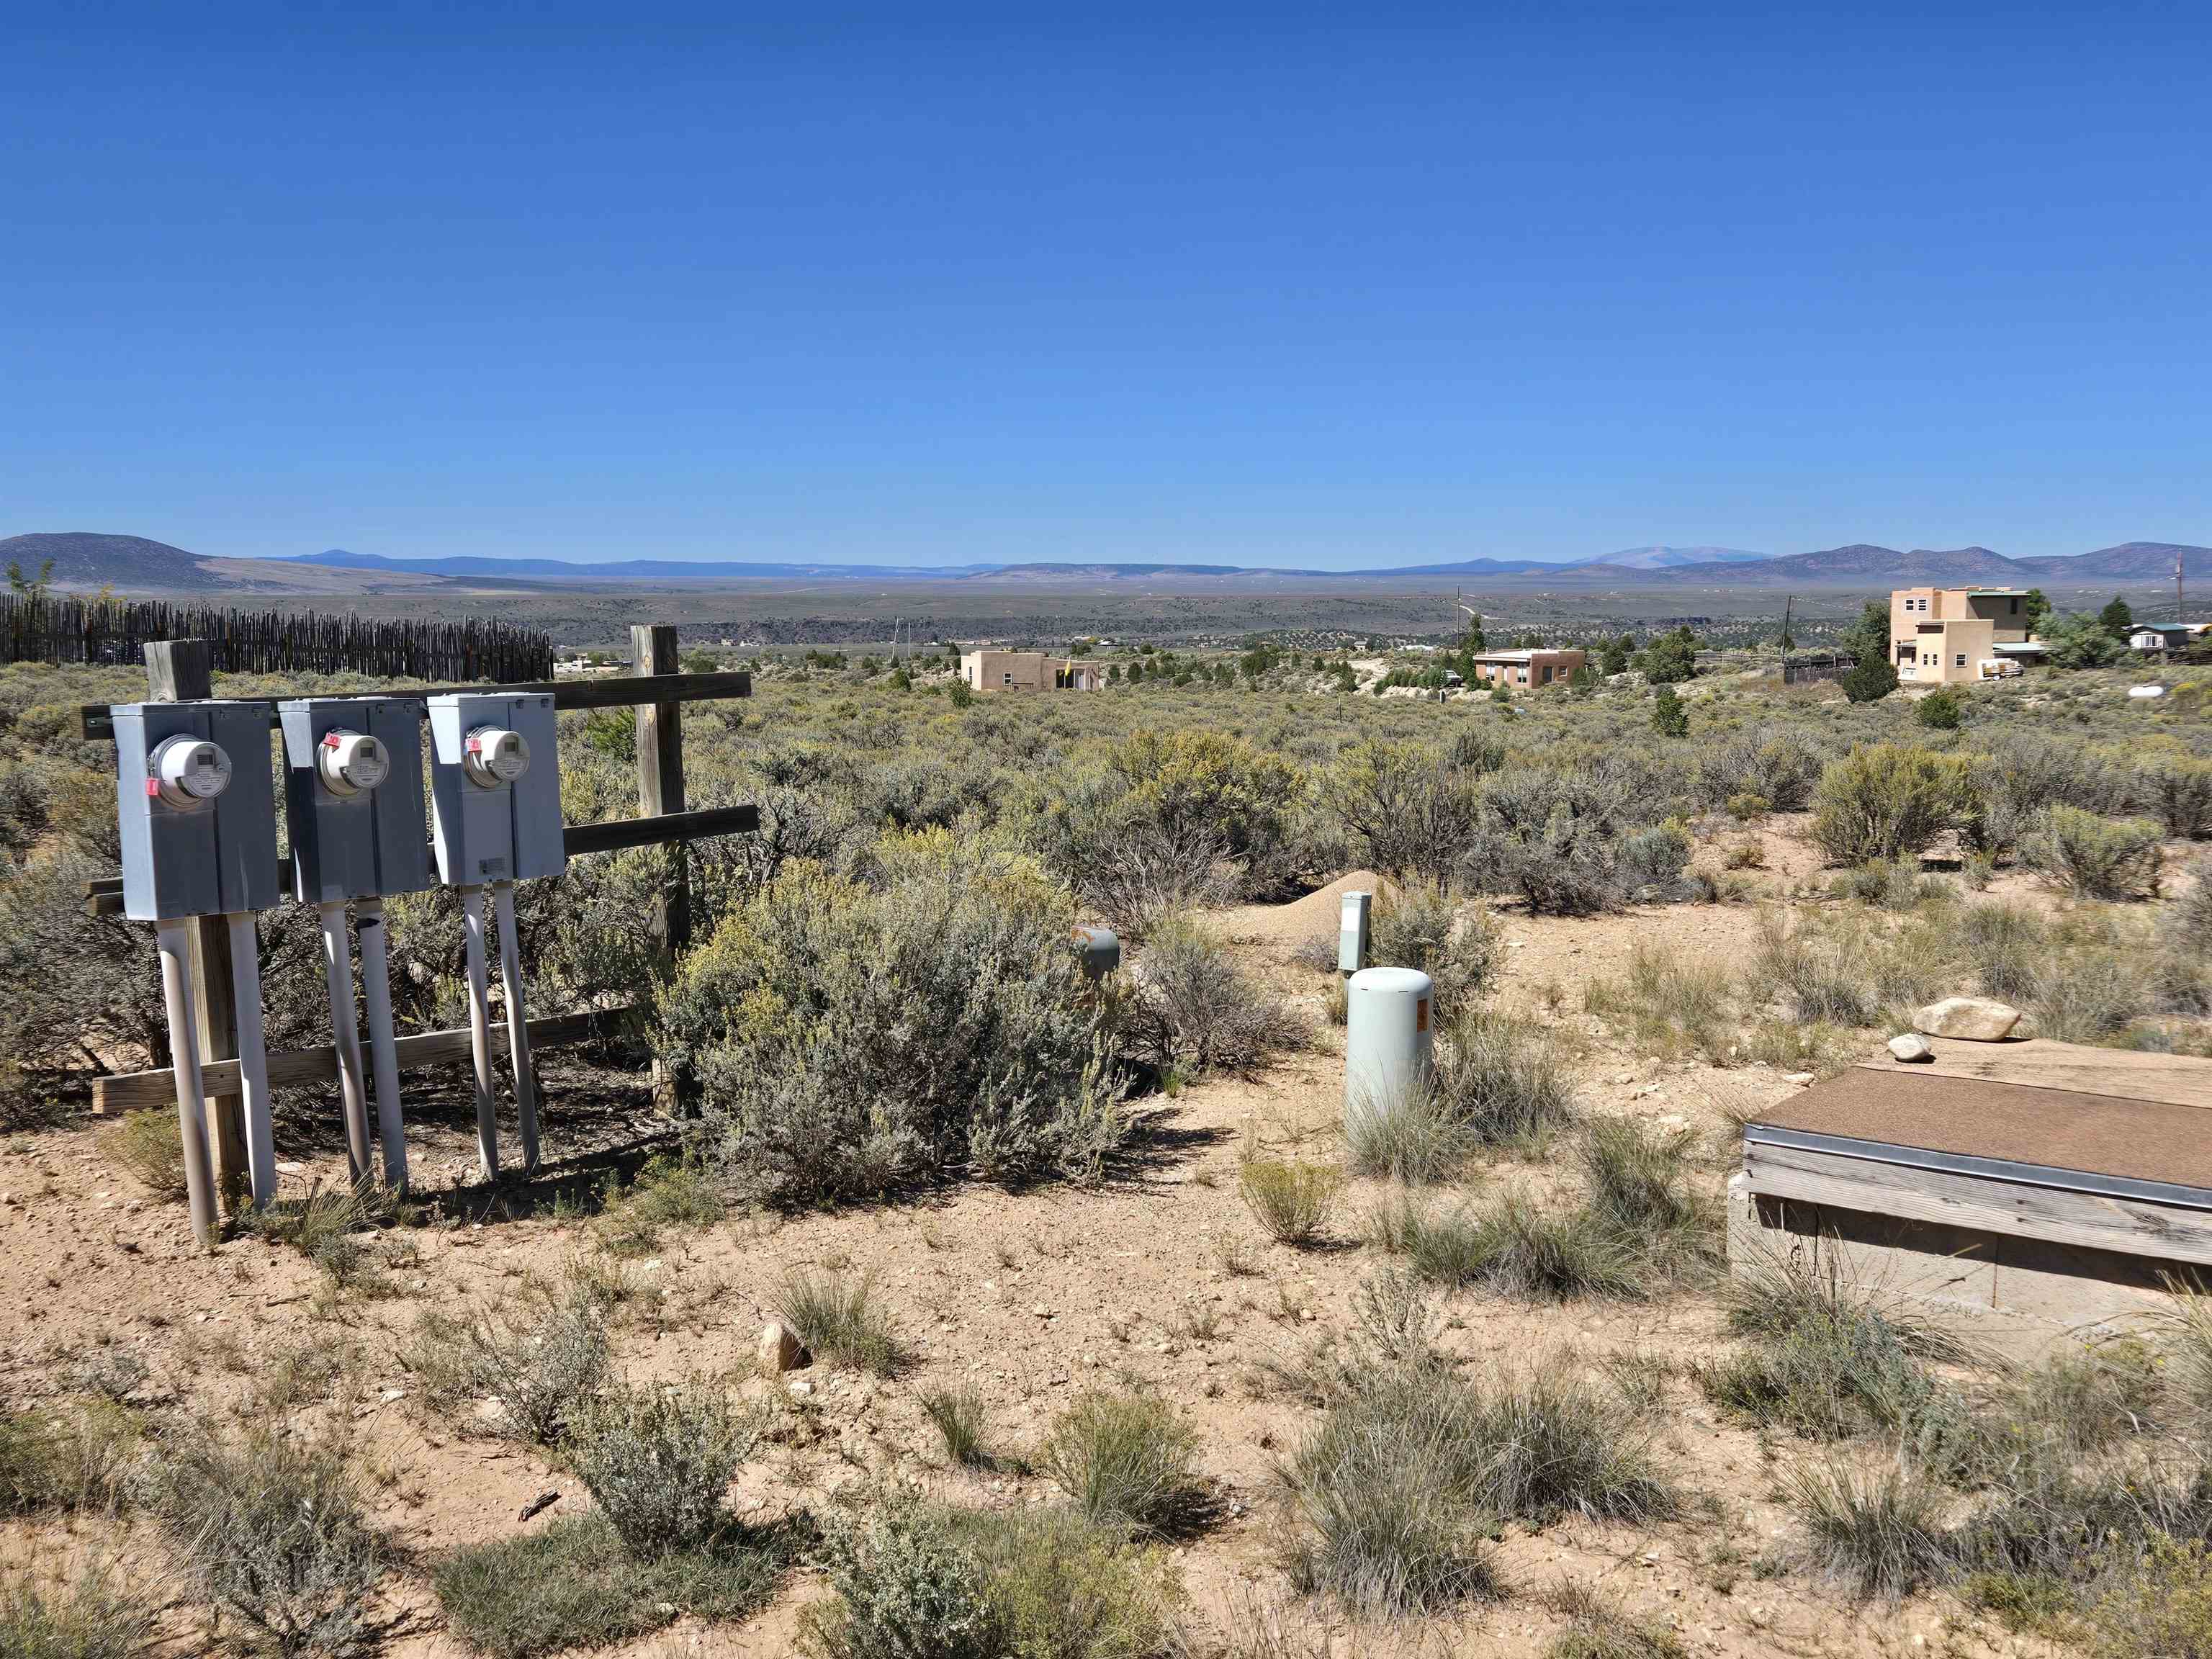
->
[0,593,552,683]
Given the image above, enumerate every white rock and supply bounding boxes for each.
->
[1782,1071,1815,1086]
[757,1321,807,1373]
[1913,996,2023,1042]
[1887,1033,1935,1064]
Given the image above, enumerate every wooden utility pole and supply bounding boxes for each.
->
[631,624,693,1112]
[142,640,250,1208]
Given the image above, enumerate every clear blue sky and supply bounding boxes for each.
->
[4,2,2207,568]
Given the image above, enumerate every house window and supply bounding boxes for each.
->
[1002,673,1014,688]
[1955,654,1967,667]
[2009,598,2019,614]
[1541,665,1552,684]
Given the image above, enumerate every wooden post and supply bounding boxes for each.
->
[630,624,689,953]
[143,640,250,1211]
[631,624,692,1112]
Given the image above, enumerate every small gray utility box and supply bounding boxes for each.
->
[112,701,282,920]
[428,693,565,886]
[280,697,433,903]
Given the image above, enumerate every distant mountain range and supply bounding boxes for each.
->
[2,531,2203,596]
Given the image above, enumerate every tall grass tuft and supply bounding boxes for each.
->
[773,1270,899,1376]
[1789,1457,1951,1601]
[1237,1153,1343,1246]
[1040,1390,1210,1539]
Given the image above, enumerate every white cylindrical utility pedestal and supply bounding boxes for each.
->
[1071,925,1120,981]
[1344,966,1434,1138]
[225,912,277,1210]
[354,897,408,1191]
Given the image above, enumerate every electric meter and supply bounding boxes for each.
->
[462,726,529,788]
[149,735,232,811]
[316,729,390,798]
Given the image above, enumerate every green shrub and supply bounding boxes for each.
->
[1097,727,1306,899]
[773,1269,899,1375]
[1426,1007,1577,1147]
[2025,806,2163,900]
[593,1154,722,1256]
[2087,1532,2212,1658]
[1915,688,1964,729]
[436,1512,786,1659]
[1238,1153,1342,1246]
[1040,1391,1209,1538]
[147,1421,388,1657]
[802,1498,1185,1659]
[1810,745,1976,866]
[1326,739,1491,885]
[1370,876,1496,1020]
[801,1494,991,1659]
[0,1566,157,1659]
[1753,917,1880,1027]
[2030,948,2145,1043]
[657,832,1130,1204]
[2144,756,2212,840]
[564,1377,755,1557]
[1125,917,1306,1078]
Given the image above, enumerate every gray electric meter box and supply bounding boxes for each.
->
[111,701,282,920]
[280,698,433,904]
[428,692,565,885]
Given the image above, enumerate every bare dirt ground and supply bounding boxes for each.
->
[0,815,2069,1658]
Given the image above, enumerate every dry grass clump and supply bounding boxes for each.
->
[1237,1152,1343,1246]
[1576,1118,1720,1272]
[403,1266,613,1447]
[146,1420,389,1656]
[95,1107,186,1200]
[772,1269,900,1376]
[1789,1457,1952,1600]
[1377,1188,1645,1303]
[1352,1007,1578,1182]
[919,1384,993,1468]
[1040,1390,1210,1539]
[0,1401,141,1516]
[1583,943,1735,1058]
[1544,1578,1689,1659]
[0,1566,158,1659]
[1699,1251,1964,1444]
[1286,1275,1674,1619]
[1959,901,2048,1002]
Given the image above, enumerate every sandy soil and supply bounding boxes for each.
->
[0,815,2069,1659]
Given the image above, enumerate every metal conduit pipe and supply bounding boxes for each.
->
[156,920,221,1247]
[354,896,408,1190]
[490,880,540,1173]
[317,899,372,1182]
[224,911,277,1210]
[459,886,500,1178]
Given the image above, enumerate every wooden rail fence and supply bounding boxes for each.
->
[4,593,552,683]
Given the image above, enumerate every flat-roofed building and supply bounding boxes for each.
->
[1464,648,1584,690]
[958,649,1105,692]
[1889,588,2033,684]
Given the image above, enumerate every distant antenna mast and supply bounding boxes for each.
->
[2178,549,2187,629]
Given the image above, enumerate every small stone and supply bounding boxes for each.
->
[757,1321,807,1373]
[1782,1071,1815,1085]
[1887,1033,1935,1064]
[787,1379,814,1397]
[1913,995,2022,1042]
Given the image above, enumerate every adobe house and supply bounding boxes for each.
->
[958,649,1105,693]
[1889,587,2036,683]
[1464,648,1584,690]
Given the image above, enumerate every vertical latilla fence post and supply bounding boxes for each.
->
[143,640,251,1208]
[631,623,695,1110]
